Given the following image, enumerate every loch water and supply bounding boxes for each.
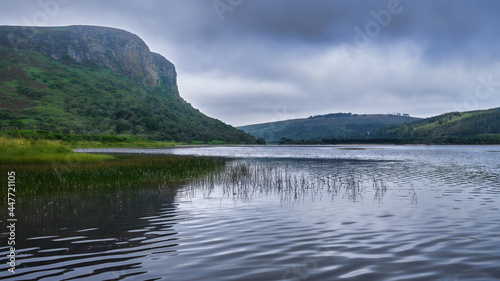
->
[1,145,500,280]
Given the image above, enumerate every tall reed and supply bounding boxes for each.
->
[0,154,227,196]
[188,160,375,204]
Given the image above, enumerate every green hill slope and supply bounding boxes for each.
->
[374,107,500,139]
[0,25,255,143]
[238,113,421,142]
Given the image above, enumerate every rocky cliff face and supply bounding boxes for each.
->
[0,25,177,92]
[0,25,256,143]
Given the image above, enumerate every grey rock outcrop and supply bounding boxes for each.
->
[0,25,177,93]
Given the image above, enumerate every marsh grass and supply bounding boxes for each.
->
[188,161,378,204]
[0,153,227,196]
[0,137,114,164]
[188,161,421,206]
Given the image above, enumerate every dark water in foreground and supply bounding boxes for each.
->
[2,145,500,280]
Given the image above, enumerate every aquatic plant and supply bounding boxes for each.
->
[187,161,377,204]
[410,182,418,204]
[373,175,388,204]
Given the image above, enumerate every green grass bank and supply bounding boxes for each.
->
[0,132,228,196]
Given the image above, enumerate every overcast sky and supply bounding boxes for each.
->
[1,0,500,126]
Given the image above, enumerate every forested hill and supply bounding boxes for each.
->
[0,25,256,143]
[238,113,421,142]
[374,107,500,139]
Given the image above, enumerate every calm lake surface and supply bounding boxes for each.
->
[2,145,500,280]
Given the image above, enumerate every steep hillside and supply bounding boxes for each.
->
[0,25,255,143]
[238,113,421,142]
[374,107,500,139]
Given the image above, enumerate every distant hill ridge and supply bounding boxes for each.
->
[373,107,500,139]
[238,113,421,142]
[239,108,500,144]
[0,25,256,143]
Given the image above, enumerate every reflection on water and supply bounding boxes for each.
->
[1,145,500,280]
[0,188,180,280]
[185,160,399,205]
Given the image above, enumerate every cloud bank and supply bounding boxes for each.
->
[2,0,499,125]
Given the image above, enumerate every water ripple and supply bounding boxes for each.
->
[2,145,500,280]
